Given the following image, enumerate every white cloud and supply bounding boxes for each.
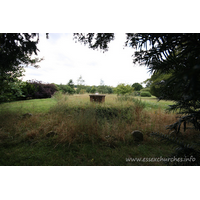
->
[23,33,151,87]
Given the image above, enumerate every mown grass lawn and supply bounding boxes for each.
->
[0,94,197,166]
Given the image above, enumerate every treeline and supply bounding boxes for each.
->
[0,79,115,103]
[0,77,151,103]
[77,85,114,94]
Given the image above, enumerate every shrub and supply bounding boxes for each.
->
[140,92,151,97]
[20,81,37,99]
[27,80,58,99]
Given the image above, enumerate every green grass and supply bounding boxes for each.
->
[0,137,173,166]
[0,94,197,166]
[0,98,57,114]
[134,96,175,110]
[0,94,174,114]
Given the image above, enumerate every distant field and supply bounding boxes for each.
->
[0,94,175,114]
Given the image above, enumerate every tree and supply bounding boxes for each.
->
[141,78,152,88]
[0,33,43,102]
[86,86,92,93]
[132,82,143,91]
[0,67,25,102]
[67,79,75,94]
[57,83,75,95]
[0,33,40,72]
[90,86,96,94]
[77,75,85,86]
[20,81,37,100]
[73,33,115,52]
[114,83,134,95]
[67,79,75,89]
[76,75,85,94]
[147,70,173,97]
[98,79,106,94]
[100,79,104,86]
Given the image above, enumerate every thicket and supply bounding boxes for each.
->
[20,80,58,99]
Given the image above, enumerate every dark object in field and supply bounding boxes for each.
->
[46,131,57,137]
[89,94,106,103]
[131,130,143,142]
[22,113,32,118]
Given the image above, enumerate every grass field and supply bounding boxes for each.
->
[0,93,198,166]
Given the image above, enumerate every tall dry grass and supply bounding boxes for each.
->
[3,93,197,147]
[0,93,180,146]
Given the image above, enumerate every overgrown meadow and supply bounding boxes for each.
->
[0,93,198,166]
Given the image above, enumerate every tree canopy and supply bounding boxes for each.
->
[132,82,143,91]
[114,83,133,95]
[0,33,41,72]
[0,33,43,102]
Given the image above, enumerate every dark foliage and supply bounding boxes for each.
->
[126,34,200,163]
[0,33,43,102]
[67,79,75,90]
[73,33,115,52]
[28,80,58,99]
[20,81,38,99]
[132,82,143,91]
[0,33,40,74]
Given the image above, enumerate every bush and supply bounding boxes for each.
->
[27,80,58,99]
[20,81,37,99]
[140,91,151,97]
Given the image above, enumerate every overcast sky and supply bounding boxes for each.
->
[23,33,151,87]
